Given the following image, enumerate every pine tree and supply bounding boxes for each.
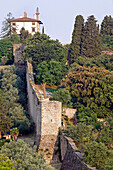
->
[81,15,101,58]
[100,15,113,36]
[0,12,14,38]
[70,15,84,64]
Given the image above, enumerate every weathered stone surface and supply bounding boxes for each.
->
[38,135,60,163]
[63,107,77,119]
[26,61,62,163]
[13,45,96,169]
[13,44,26,64]
[60,133,96,170]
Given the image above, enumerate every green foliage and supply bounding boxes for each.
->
[71,54,113,71]
[36,60,68,86]
[0,90,13,135]
[70,15,101,64]
[64,118,113,169]
[10,128,19,136]
[10,128,19,141]
[0,140,52,170]
[0,38,14,65]
[52,88,72,107]
[94,121,102,130]
[0,12,14,38]
[96,117,113,147]
[20,27,31,43]
[64,65,113,117]
[100,15,113,37]
[100,35,113,50]
[24,33,67,71]
[65,123,94,148]
[81,15,101,58]
[76,104,97,125]
[9,33,20,44]
[0,66,30,134]
[0,139,10,150]
[0,154,16,170]
[82,141,113,169]
[70,15,84,64]
[42,26,44,34]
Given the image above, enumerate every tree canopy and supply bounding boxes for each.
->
[100,15,113,37]
[23,33,67,71]
[63,65,113,117]
[82,141,113,169]
[0,38,14,65]
[0,12,14,39]
[52,88,72,107]
[70,15,84,64]
[36,60,68,86]
[81,15,101,58]
[0,140,52,170]
[0,66,31,134]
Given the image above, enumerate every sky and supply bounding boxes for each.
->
[0,0,113,44]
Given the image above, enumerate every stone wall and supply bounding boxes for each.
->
[26,61,62,163]
[13,44,26,64]
[26,64,41,141]
[63,107,77,119]
[13,44,97,168]
[60,133,96,170]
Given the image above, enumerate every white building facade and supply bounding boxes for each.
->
[10,8,43,35]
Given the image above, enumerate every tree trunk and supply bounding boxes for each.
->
[12,133,18,141]
[42,82,46,98]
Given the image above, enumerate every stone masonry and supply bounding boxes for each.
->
[60,132,96,170]
[26,61,62,163]
[13,44,62,163]
[13,44,97,168]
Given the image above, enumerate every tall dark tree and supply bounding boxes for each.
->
[0,90,13,135]
[70,15,84,64]
[100,15,113,36]
[42,26,45,34]
[0,12,14,38]
[20,27,30,43]
[81,15,101,58]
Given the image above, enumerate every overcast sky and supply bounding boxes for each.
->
[1,0,113,44]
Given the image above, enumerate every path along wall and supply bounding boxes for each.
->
[60,132,96,170]
[26,61,62,163]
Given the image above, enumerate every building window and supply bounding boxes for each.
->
[32,22,35,25]
[32,27,35,32]
[12,23,16,26]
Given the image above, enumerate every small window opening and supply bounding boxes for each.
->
[12,23,16,26]
[32,27,35,32]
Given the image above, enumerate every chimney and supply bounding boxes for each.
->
[24,12,27,17]
[34,7,40,20]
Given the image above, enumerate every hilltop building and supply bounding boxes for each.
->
[10,8,43,35]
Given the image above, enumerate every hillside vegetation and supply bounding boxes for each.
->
[0,13,113,169]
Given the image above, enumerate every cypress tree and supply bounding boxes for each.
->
[100,15,113,36]
[42,26,44,34]
[81,15,101,58]
[70,15,84,64]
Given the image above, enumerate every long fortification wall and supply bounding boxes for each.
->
[13,44,96,168]
[60,132,96,170]
[26,61,62,163]
[26,63,41,141]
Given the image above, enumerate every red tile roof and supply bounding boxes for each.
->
[10,17,43,24]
